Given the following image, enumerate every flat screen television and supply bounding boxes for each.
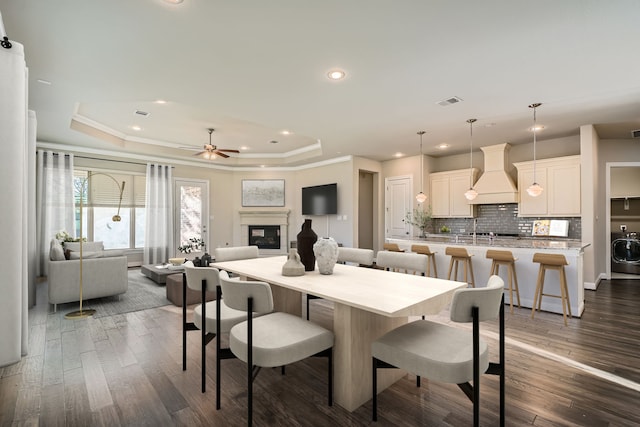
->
[301,183,337,215]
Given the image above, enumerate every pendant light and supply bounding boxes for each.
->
[415,131,427,204]
[464,119,478,201]
[527,103,544,197]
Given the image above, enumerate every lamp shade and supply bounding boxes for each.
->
[464,188,478,201]
[526,182,544,197]
[416,191,427,204]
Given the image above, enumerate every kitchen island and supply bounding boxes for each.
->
[386,236,590,317]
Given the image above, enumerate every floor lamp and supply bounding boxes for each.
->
[65,172,126,319]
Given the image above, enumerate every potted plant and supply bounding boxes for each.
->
[405,206,433,238]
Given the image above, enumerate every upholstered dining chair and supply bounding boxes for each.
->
[371,275,505,427]
[307,247,375,320]
[182,263,253,410]
[214,245,259,262]
[337,247,375,267]
[219,272,334,426]
[376,250,428,275]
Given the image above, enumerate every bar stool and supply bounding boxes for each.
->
[383,243,404,252]
[531,253,571,326]
[411,244,438,278]
[445,247,475,287]
[486,249,521,313]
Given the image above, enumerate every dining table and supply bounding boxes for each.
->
[212,255,467,412]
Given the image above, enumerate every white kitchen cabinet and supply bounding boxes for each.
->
[429,168,478,218]
[514,155,581,217]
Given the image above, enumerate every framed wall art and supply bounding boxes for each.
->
[242,179,285,207]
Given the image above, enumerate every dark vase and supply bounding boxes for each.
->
[297,219,318,271]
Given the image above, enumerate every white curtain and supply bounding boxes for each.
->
[1,39,29,365]
[35,150,75,276]
[144,163,174,265]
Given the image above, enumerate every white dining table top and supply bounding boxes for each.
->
[212,256,467,317]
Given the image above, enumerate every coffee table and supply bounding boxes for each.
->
[141,264,183,284]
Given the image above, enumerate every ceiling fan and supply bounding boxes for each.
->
[188,128,239,159]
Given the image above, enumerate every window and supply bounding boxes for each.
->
[74,170,146,250]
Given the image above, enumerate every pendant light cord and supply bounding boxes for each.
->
[467,119,477,187]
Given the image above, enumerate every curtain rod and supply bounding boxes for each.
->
[43,152,174,168]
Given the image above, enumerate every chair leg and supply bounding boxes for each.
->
[328,350,333,406]
[512,263,521,308]
[306,295,310,320]
[247,297,254,427]
[216,286,222,410]
[472,306,480,427]
[447,258,455,280]
[201,282,206,393]
[431,255,438,278]
[182,273,187,371]
[562,267,572,320]
[372,357,378,422]
[531,266,544,319]
[468,259,475,288]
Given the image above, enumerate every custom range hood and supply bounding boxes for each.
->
[469,143,519,204]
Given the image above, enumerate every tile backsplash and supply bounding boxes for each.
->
[431,204,581,239]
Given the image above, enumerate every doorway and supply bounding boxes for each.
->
[606,163,640,280]
[385,175,412,239]
[174,179,210,254]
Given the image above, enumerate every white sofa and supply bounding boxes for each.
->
[48,240,128,311]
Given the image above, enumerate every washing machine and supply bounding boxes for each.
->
[611,232,640,275]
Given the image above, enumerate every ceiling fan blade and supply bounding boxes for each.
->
[194,151,207,156]
[179,146,203,151]
[215,151,230,158]
[217,149,240,153]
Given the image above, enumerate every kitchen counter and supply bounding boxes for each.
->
[403,234,588,251]
[386,236,589,317]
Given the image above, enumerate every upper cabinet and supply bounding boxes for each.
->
[611,167,640,198]
[429,168,479,218]
[514,155,581,217]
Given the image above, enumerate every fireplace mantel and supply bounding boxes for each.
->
[239,210,290,255]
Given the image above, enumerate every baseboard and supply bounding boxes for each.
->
[584,273,607,290]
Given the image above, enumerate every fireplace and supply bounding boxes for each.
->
[248,225,281,249]
[239,209,290,255]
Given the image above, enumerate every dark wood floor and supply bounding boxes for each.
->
[1,276,640,426]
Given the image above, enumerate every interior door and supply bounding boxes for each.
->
[385,175,412,238]
[174,179,209,254]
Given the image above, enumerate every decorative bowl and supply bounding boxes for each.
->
[168,257,185,266]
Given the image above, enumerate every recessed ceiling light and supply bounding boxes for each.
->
[281,130,292,135]
[240,146,249,151]
[164,0,184,4]
[327,69,346,80]
[394,152,404,158]
[36,79,52,85]
[131,125,142,131]
[155,99,167,104]
[529,125,545,132]
[437,144,450,149]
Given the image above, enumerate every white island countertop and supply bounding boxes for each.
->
[386,236,590,317]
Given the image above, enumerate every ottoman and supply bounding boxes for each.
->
[165,273,216,307]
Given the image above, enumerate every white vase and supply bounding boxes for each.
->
[313,237,339,275]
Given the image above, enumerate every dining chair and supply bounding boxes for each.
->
[307,247,374,320]
[214,245,260,262]
[337,247,375,267]
[376,250,428,275]
[219,273,334,426]
[372,275,505,427]
[182,263,252,409]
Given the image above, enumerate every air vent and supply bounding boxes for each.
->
[436,96,463,107]
[631,129,640,138]
[134,110,150,117]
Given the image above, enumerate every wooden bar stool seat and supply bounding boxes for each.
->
[486,249,521,313]
[531,253,571,326]
[445,247,475,287]
[411,244,438,278]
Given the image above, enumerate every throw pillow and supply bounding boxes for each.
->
[49,239,66,261]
